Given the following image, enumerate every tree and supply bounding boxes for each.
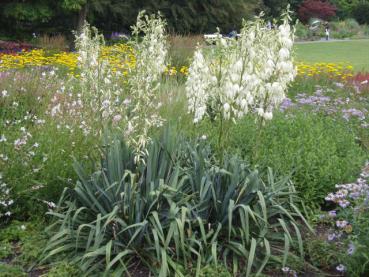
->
[139,0,263,34]
[330,0,361,18]
[298,0,337,23]
[352,1,369,24]
[0,0,263,38]
[0,0,65,38]
[263,0,305,20]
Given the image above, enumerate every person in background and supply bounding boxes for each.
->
[324,22,330,41]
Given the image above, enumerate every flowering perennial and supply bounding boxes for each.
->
[323,162,369,274]
[49,13,168,162]
[0,173,13,222]
[186,13,296,123]
[0,46,135,75]
[127,11,168,160]
[296,62,354,81]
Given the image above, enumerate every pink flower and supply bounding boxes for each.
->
[112,114,122,123]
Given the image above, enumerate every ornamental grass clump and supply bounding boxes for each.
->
[43,129,311,276]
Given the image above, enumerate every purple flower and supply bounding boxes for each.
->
[325,193,335,201]
[280,98,294,111]
[328,210,337,217]
[342,108,366,121]
[347,242,355,255]
[338,199,350,208]
[327,233,336,241]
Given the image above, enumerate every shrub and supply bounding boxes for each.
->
[294,22,311,41]
[225,112,366,207]
[298,0,337,23]
[43,129,310,276]
[352,1,369,25]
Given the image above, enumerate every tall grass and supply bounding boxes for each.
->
[168,35,203,66]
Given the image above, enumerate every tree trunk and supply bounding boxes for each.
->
[76,3,89,34]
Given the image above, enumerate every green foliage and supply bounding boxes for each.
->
[305,168,369,275]
[294,18,368,41]
[0,264,26,277]
[2,0,54,23]
[329,18,360,38]
[0,70,97,220]
[0,220,49,276]
[263,0,290,18]
[0,241,12,260]
[214,112,366,207]
[0,0,264,38]
[61,0,87,11]
[196,265,232,277]
[43,128,310,276]
[45,262,81,277]
[0,221,47,263]
[330,0,361,18]
[294,21,312,40]
[352,1,369,25]
[305,234,338,270]
[153,0,263,33]
[327,173,369,275]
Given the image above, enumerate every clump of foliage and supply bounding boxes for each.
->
[43,128,311,276]
[298,0,337,23]
[226,111,366,207]
[0,220,49,276]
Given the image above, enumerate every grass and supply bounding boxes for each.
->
[294,39,369,72]
[168,36,369,72]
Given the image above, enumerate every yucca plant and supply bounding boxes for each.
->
[43,129,312,276]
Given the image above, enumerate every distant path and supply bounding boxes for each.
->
[295,38,369,44]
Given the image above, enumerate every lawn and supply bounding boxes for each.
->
[294,39,369,72]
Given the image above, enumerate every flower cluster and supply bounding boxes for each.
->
[296,62,354,81]
[164,65,189,76]
[186,12,296,123]
[323,162,369,274]
[280,86,369,128]
[0,44,135,75]
[127,11,168,160]
[0,173,13,222]
[0,41,32,54]
[0,69,71,219]
[49,13,168,162]
[347,72,369,94]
